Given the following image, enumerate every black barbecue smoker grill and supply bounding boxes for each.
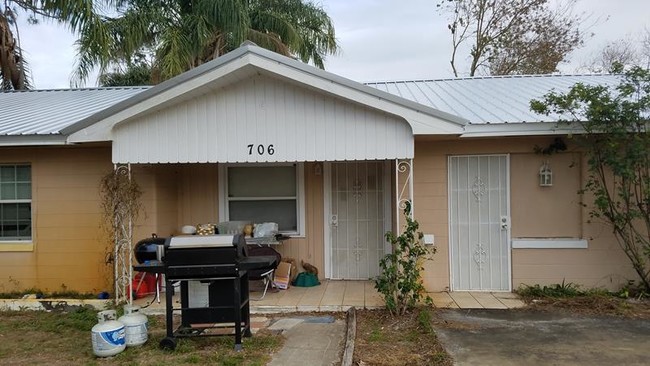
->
[134,234,276,351]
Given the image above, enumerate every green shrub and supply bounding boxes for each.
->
[375,202,434,316]
[517,280,583,298]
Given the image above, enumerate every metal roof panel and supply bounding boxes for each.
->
[0,87,150,136]
[365,74,621,124]
[0,70,623,140]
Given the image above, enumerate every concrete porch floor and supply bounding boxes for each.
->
[134,280,524,314]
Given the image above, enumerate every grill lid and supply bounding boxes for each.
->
[166,234,239,249]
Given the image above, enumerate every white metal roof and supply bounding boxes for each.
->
[366,74,621,125]
[0,87,149,142]
[0,46,625,146]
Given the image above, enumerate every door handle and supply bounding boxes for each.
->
[331,215,338,227]
[500,216,509,230]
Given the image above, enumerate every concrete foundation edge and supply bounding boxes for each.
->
[0,299,110,311]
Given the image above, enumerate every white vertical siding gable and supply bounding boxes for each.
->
[112,74,414,163]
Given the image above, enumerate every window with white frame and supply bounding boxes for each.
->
[220,164,304,235]
[0,165,32,241]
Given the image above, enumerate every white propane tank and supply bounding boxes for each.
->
[118,305,148,347]
[91,310,126,357]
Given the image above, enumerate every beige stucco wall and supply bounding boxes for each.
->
[1,136,637,293]
[0,146,113,293]
[132,162,325,278]
[414,136,636,291]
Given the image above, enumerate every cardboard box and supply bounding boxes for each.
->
[273,261,292,290]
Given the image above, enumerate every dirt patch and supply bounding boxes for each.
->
[519,295,650,319]
[353,308,453,366]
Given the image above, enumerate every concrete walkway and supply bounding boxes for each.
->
[434,309,650,366]
[430,291,525,309]
[266,315,345,366]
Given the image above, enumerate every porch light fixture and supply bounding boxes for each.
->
[539,161,553,187]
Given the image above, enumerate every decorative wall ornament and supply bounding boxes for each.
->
[539,161,553,187]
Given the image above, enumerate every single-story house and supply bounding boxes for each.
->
[0,43,635,294]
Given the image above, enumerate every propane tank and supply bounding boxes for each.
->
[118,305,148,347]
[91,310,126,357]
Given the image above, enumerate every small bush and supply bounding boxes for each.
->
[517,280,584,298]
[375,202,434,316]
[417,308,434,334]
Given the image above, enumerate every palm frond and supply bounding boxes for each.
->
[156,23,194,80]
[246,29,291,57]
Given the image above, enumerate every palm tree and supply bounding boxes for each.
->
[1,4,30,90]
[74,0,338,86]
[1,0,113,90]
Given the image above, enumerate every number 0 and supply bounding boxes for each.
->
[247,144,275,155]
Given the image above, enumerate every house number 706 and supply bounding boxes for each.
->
[247,144,275,155]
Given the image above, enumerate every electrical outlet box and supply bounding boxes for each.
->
[423,234,435,245]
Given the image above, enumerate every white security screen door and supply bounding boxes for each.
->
[449,155,511,291]
[329,162,388,279]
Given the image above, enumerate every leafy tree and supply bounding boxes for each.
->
[531,65,650,292]
[76,0,338,86]
[375,202,433,316]
[437,0,584,76]
[98,55,155,87]
[1,0,111,90]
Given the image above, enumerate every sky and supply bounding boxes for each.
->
[13,0,650,89]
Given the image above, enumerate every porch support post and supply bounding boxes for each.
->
[395,159,414,229]
[113,163,134,305]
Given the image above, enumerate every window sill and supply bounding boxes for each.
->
[512,238,588,249]
[0,242,34,252]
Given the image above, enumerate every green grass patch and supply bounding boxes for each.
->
[417,308,434,334]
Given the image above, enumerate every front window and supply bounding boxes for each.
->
[0,165,32,241]
[220,164,304,235]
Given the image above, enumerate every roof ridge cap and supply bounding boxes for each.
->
[0,86,151,93]
[365,73,619,85]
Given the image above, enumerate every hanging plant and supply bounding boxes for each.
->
[534,137,567,155]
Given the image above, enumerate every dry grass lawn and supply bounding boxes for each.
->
[353,308,453,366]
[0,307,283,365]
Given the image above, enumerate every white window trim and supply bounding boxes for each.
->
[218,163,305,237]
[512,238,588,249]
[0,164,32,243]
